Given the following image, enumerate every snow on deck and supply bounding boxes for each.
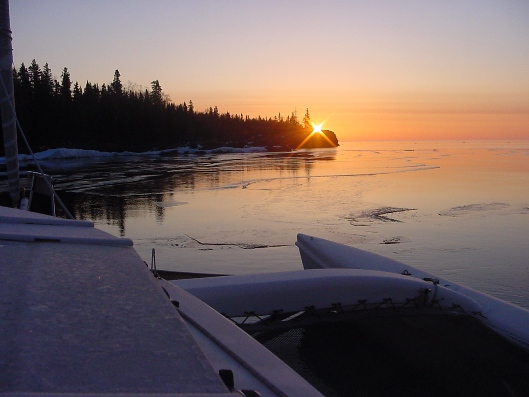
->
[0,206,233,396]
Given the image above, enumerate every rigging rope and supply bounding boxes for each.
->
[0,76,74,219]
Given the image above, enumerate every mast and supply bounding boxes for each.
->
[0,0,19,206]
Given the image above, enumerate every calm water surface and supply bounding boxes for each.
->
[47,140,529,308]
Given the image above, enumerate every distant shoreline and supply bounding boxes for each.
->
[0,143,340,164]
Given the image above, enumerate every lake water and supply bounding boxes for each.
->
[41,140,529,309]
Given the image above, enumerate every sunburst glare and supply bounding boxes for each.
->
[311,122,324,134]
[295,121,337,149]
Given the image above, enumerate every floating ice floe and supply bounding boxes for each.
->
[439,202,510,217]
[155,201,189,208]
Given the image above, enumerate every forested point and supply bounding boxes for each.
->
[8,60,339,154]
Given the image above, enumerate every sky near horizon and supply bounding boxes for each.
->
[9,0,529,141]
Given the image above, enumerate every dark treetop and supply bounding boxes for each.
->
[8,61,338,154]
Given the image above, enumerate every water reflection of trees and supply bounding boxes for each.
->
[62,192,164,237]
[55,150,336,234]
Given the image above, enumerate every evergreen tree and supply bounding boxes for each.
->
[73,82,82,100]
[41,63,54,96]
[28,59,41,94]
[290,109,298,125]
[11,60,338,152]
[110,69,122,96]
[303,108,311,129]
[60,67,72,100]
[150,80,162,105]
[17,63,31,98]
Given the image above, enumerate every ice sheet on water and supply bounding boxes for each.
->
[344,207,417,225]
[135,234,290,251]
[155,201,188,208]
[438,202,510,217]
[381,236,411,245]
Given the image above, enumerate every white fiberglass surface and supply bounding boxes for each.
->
[17,140,529,309]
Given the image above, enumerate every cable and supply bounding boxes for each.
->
[0,74,74,219]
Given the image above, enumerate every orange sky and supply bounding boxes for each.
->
[10,1,529,141]
[191,90,529,141]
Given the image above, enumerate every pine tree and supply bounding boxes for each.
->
[60,67,72,101]
[73,82,82,100]
[17,63,31,98]
[41,63,54,96]
[110,69,122,96]
[302,108,311,129]
[11,60,335,151]
[28,59,41,95]
[150,80,162,105]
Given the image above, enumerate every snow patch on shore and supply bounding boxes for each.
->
[0,146,268,164]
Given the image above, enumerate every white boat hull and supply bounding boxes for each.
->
[172,268,481,319]
[296,233,529,351]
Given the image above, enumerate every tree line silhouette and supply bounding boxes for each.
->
[10,60,338,154]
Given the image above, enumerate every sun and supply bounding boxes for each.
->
[311,122,323,134]
[295,121,336,149]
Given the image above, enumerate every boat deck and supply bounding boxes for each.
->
[0,207,236,396]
